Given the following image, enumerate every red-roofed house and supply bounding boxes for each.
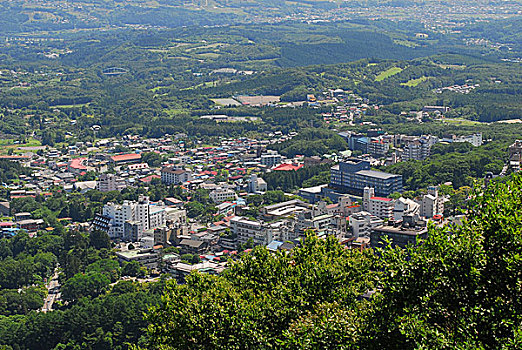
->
[140,175,161,183]
[273,163,303,171]
[68,157,88,174]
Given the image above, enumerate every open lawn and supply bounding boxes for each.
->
[375,67,403,81]
[401,76,428,87]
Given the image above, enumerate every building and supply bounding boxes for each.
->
[97,173,126,192]
[393,197,420,221]
[247,174,267,193]
[110,153,142,165]
[367,139,390,157]
[209,188,237,204]
[363,188,395,219]
[260,151,282,168]
[116,249,159,269]
[230,216,273,247]
[331,159,403,197]
[454,133,483,147]
[348,211,383,238]
[402,140,431,161]
[370,216,428,249]
[508,140,522,172]
[161,167,192,185]
[0,202,10,216]
[96,196,166,240]
[419,186,445,218]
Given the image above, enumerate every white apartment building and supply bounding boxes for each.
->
[349,211,384,238]
[209,188,237,203]
[231,216,273,247]
[161,167,192,185]
[97,173,126,192]
[419,186,445,218]
[260,151,282,168]
[100,196,166,240]
[363,187,394,219]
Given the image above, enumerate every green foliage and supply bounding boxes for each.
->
[61,272,111,302]
[264,163,331,192]
[143,174,522,349]
[144,233,376,349]
[383,142,506,190]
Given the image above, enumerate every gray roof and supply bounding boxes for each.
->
[356,170,401,180]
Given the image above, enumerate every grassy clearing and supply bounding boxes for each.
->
[401,76,428,87]
[375,67,403,81]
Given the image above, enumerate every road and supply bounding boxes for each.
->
[41,268,60,313]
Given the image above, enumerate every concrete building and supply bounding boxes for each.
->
[508,140,522,172]
[230,216,273,247]
[370,216,428,249]
[348,211,383,238]
[393,197,420,221]
[402,139,432,161]
[116,249,159,269]
[161,167,192,185]
[419,186,445,218]
[247,174,267,193]
[330,159,402,196]
[367,139,390,157]
[96,196,166,240]
[97,173,125,192]
[363,187,394,219]
[260,151,282,168]
[209,188,237,203]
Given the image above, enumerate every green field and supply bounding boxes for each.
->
[401,76,428,87]
[375,67,403,81]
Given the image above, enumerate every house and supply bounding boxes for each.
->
[179,239,208,255]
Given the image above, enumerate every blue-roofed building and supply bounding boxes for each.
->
[266,240,284,252]
[330,159,402,197]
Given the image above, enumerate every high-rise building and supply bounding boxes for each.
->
[330,159,402,196]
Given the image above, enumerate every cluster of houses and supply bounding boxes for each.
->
[0,124,479,279]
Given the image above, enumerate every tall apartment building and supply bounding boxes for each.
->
[367,139,390,157]
[330,159,402,196]
[94,196,166,240]
[419,186,445,218]
[403,140,430,161]
[161,167,192,185]
[97,173,126,192]
[363,187,394,219]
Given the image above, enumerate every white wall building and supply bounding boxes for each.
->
[100,196,167,240]
[209,188,237,203]
[161,167,192,185]
[231,216,273,247]
[349,211,384,238]
[419,186,445,218]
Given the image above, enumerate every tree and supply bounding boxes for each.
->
[143,233,376,349]
[89,230,111,250]
[61,272,111,302]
